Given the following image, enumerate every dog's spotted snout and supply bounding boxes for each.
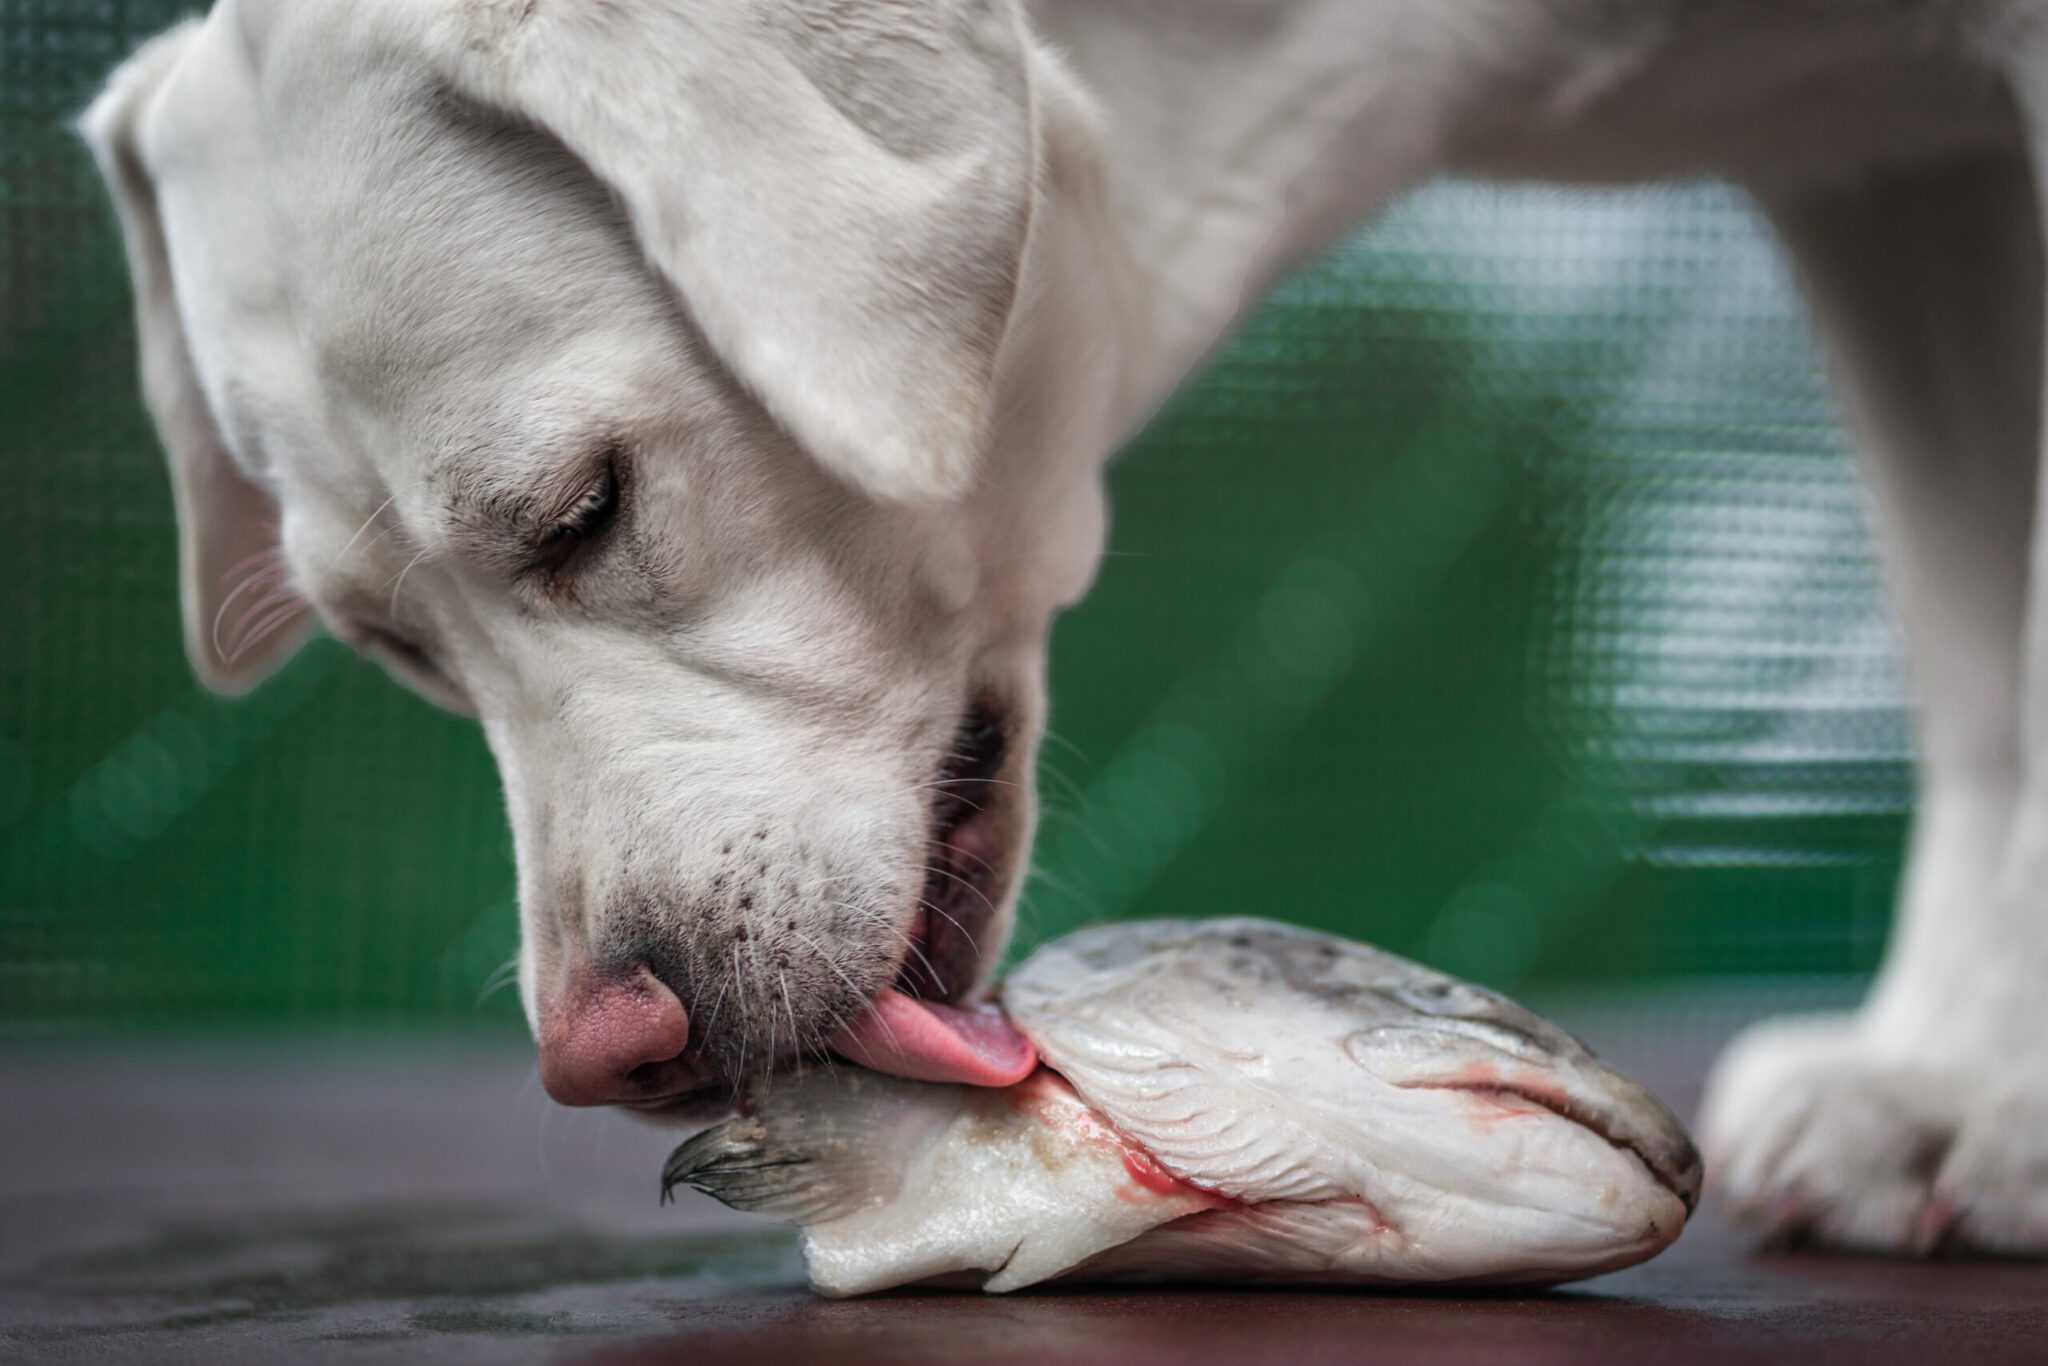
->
[537,964,695,1107]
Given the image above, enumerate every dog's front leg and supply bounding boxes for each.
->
[1699,146,2048,1254]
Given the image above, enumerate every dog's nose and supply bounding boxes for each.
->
[537,966,692,1106]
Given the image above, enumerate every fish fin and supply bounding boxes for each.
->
[662,1069,959,1225]
[662,1115,858,1223]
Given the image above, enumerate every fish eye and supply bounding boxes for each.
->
[1391,979,1483,1016]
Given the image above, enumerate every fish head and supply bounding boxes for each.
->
[1005,918,1702,1282]
[1329,972,1701,1275]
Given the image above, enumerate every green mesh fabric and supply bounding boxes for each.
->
[0,2,1906,1029]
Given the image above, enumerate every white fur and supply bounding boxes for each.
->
[82,0,2048,1251]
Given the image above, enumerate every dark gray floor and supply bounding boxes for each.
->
[3,993,2042,1365]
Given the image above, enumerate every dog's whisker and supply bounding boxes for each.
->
[1040,727,1090,764]
[327,492,398,571]
[1035,805,1124,862]
[789,925,870,1003]
[384,547,433,618]
[1019,863,1105,922]
[218,544,285,583]
[697,966,733,1048]
[924,837,999,876]
[899,936,943,997]
[1035,758,1091,808]
[915,897,982,956]
[225,599,310,664]
[210,551,292,661]
[916,776,1023,792]
[729,941,750,1082]
[1009,891,1045,940]
[920,863,998,917]
[475,953,522,1008]
[778,969,801,1060]
[231,582,307,642]
[351,520,406,566]
[813,895,941,990]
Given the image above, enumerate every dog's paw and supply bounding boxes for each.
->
[1932,1086,2048,1254]
[1699,1013,2048,1255]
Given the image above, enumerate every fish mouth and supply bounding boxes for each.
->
[823,698,1038,1088]
[1408,1074,1703,1213]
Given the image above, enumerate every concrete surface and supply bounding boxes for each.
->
[2,996,2042,1364]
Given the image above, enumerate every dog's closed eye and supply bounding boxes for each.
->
[534,452,621,584]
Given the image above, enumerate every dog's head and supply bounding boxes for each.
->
[83,0,1131,1109]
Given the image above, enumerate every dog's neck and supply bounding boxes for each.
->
[970,0,1446,612]
[1029,0,1435,432]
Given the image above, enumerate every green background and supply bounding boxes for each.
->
[1,2,1907,1032]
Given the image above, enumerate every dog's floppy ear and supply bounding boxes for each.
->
[80,24,312,694]
[436,0,1036,504]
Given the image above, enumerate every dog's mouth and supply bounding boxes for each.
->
[902,700,1009,1002]
[624,701,1037,1118]
[824,698,1038,1088]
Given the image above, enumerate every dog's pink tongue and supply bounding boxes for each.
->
[828,989,1037,1087]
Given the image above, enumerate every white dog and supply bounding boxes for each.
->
[83,0,2047,1254]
